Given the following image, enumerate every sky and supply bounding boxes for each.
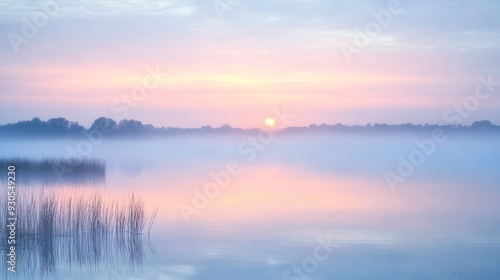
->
[0,0,499,128]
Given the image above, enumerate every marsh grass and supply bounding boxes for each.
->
[0,157,106,186]
[0,191,157,276]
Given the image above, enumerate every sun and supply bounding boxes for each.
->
[264,118,276,127]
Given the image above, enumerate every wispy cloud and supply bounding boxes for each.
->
[0,0,499,127]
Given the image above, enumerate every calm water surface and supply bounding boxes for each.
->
[1,134,500,279]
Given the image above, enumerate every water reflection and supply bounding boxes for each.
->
[0,232,147,279]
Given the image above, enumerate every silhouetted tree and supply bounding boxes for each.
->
[119,119,143,131]
[91,117,118,133]
[471,120,494,128]
[47,118,70,130]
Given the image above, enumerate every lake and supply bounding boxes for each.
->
[1,133,500,280]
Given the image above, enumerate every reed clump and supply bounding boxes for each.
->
[1,192,157,276]
[1,192,152,251]
[0,157,106,185]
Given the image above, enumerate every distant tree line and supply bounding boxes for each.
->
[0,117,241,138]
[0,117,498,138]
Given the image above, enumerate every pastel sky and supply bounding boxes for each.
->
[0,0,499,128]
